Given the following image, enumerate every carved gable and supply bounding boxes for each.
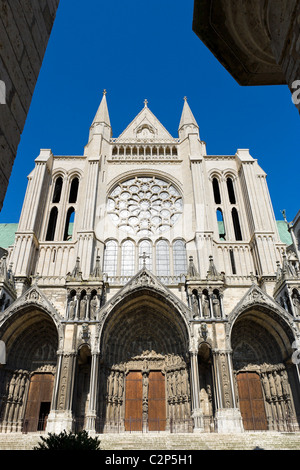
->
[229,284,289,322]
[116,105,175,143]
[0,284,61,328]
[98,268,192,326]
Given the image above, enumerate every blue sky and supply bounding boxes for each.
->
[0,0,299,223]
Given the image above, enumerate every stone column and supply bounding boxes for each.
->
[85,352,100,434]
[212,349,244,433]
[189,350,204,432]
[46,351,77,434]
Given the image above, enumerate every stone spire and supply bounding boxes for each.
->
[92,89,111,128]
[178,97,199,139]
[88,90,112,143]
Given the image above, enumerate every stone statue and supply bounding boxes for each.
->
[90,295,99,319]
[79,295,87,320]
[292,291,300,317]
[262,373,271,401]
[212,293,221,318]
[68,296,76,319]
[202,293,210,318]
[191,293,199,318]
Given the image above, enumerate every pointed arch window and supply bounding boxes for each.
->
[52,177,63,203]
[103,241,118,277]
[46,207,58,241]
[156,240,170,276]
[64,207,75,241]
[227,177,236,204]
[173,240,187,276]
[232,208,242,241]
[69,177,79,204]
[139,240,152,271]
[121,240,135,276]
[212,178,221,205]
[217,209,226,240]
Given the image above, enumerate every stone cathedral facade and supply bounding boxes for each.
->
[0,93,300,436]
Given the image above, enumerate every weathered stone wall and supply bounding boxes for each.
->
[193,0,300,114]
[0,0,60,211]
[266,0,300,114]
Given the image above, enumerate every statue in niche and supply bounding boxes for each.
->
[191,293,200,318]
[202,293,210,318]
[212,293,221,318]
[79,295,87,320]
[90,295,99,319]
[292,291,300,317]
[284,292,293,314]
[68,296,76,319]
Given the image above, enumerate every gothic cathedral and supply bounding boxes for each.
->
[0,93,300,435]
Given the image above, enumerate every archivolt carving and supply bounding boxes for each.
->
[226,284,299,350]
[97,269,192,345]
[0,286,64,349]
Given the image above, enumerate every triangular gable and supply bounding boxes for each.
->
[98,268,192,325]
[0,284,61,328]
[229,283,290,323]
[116,106,175,142]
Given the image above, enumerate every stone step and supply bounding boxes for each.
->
[0,432,300,450]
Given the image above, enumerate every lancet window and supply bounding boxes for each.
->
[173,240,187,276]
[103,238,187,281]
[103,240,118,277]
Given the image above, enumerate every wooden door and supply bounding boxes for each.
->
[24,373,54,432]
[148,371,166,431]
[125,372,143,431]
[237,372,268,431]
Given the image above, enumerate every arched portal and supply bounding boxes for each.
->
[0,308,58,433]
[97,289,191,433]
[231,309,300,432]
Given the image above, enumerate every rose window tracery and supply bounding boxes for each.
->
[107,176,183,236]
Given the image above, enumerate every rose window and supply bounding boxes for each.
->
[107,177,183,236]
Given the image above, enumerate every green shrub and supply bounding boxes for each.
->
[33,430,101,451]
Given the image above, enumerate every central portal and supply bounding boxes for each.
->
[124,371,166,432]
[98,289,191,433]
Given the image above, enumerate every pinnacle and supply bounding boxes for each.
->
[179,96,199,131]
[92,90,111,127]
